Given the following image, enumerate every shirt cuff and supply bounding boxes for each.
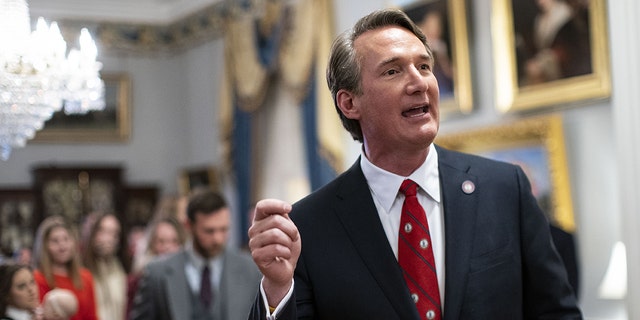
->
[260,277,295,320]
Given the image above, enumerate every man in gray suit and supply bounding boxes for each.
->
[130,190,261,320]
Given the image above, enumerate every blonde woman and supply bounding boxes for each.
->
[32,216,98,320]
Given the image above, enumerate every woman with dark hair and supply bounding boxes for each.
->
[32,216,98,320]
[0,263,40,320]
[80,212,126,320]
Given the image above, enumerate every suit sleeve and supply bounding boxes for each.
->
[516,167,582,318]
[128,265,170,320]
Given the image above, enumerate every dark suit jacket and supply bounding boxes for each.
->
[131,248,261,320]
[550,224,580,298]
[250,146,581,319]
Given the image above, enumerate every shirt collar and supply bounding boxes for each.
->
[185,240,223,270]
[360,143,441,213]
[5,306,33,320]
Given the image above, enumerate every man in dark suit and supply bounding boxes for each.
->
[130,190,261,320]
[247,8,581,320]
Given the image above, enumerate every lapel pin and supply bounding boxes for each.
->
[461,180,475,194]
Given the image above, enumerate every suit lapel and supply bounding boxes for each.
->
[219,251,244,320]
[436,146,479,320]
[332,161,420,319]
[165,251,193,320]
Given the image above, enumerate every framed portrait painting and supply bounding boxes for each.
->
[492,0,611,112]
[435,115,575,232]
[394,0,473,117]
[32,73,131,142]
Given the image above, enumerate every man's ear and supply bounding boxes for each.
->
[336,89,360,120]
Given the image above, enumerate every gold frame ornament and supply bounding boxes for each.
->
[436,115,575,232]
[33,73,131,142]
[492,0,611,112]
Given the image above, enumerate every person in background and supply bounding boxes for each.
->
[247,8,580,320]
[125,217,186,318]
[124,194,190,273]
[123,224,146,274]
[130,216,188,276]
[81,213,127,320]
[149,194,190,231]
[13,247,33,267]
[130,189,261,320]
[0,263,41,320]
[32,216,98,320]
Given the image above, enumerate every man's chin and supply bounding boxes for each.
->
[200,246,225,259]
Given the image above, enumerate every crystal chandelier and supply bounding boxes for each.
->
[0,0,105,160]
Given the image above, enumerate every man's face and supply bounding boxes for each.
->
[343,26,440,157]
[190,208,231,258]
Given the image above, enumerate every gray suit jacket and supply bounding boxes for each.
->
[250,146,581,319]
[131,248,261,320]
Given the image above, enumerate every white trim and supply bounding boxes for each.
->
[28,0,221,25]
[609,0,640,319]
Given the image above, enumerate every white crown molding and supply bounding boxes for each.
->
[27,0,221,25]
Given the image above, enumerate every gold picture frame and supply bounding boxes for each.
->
[492,0,610,112]
[397,0,473,116]
[33,73,131,142]
[435,115,575,232]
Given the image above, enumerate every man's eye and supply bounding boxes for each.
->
[420,64,431,70]
[385,69,398,75]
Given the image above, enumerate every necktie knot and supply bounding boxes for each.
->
[400,179,418,197]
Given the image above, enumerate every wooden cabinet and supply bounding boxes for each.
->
[32,166,125,226]
[0,166,158,259]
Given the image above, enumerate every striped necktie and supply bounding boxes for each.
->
[398,179,441,320]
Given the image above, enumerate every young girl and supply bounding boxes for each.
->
[32,216,98,320]
[0,263,40,320]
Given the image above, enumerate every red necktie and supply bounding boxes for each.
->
[398,179,441,320]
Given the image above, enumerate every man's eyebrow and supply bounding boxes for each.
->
[376,56,400,69]
[376,53,433,69]
[419,53,434,63]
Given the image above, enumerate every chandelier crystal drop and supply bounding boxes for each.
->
[0,0,105,160]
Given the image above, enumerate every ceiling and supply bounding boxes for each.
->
[27,0,222,25]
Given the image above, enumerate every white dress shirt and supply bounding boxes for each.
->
[360,143,445,306]
[184,241,223,298]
